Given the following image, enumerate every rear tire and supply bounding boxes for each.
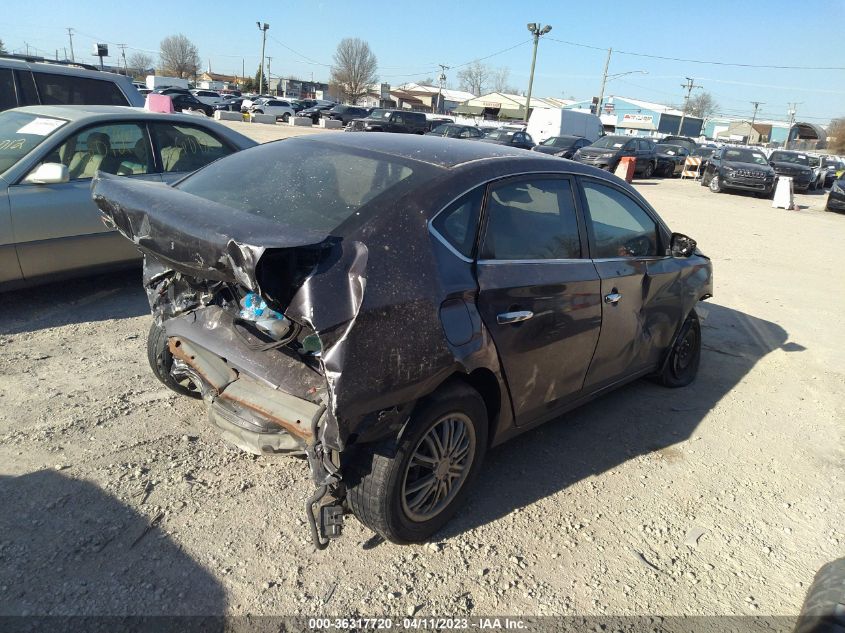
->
[656,310,701,388]
[644,161,655,178]
[346,383,488,544]
[282,113,290,122]
[794,558,845,633]
[146,322,201,399]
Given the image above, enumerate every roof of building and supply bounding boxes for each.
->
[397,83,476,102]
[199,71,239,83]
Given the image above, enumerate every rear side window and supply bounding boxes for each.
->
[15,71,38,106]
[482,178,581,260]
[0,69,16,110]
[431,189,483,258]
[152,123,234,173]
[34,73,128,106]
[581,180,659,258]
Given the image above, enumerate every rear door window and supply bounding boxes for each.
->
[481,177,582,260]
[580,180,659,258]
[151,123,234,173]
[33,73,128,106]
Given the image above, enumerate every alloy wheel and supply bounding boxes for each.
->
[401,413,476,523]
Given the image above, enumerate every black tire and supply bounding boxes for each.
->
[282,113,290,122]
[794,558,845,633]
[146,322,201,399]
[656,310,701,388]
[253,109,263,115]
[709,174,723,193]
[643,161,655,178]
[346,382,488,544]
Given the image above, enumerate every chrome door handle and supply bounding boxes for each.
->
[604,292,622,304]
[497,310,534,325]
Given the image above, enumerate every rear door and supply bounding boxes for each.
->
[577,177,679,389]
[8,121,159,280]
[475,175,602,424]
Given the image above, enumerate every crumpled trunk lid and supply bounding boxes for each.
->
[92,172,333,294]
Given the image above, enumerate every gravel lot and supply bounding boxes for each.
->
[0,129,842,619]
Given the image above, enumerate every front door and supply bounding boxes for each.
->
[578,177,679,389]
[8,121,159,280]
[475,175,602,424]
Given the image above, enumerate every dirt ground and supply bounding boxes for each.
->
[0,135,842,619]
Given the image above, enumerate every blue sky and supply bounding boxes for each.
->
[2,0,843,123]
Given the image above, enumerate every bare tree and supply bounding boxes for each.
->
[456,61,490,96]
[0,39,6,54]
[685,92,718,119]
[127,52,154,81]
[330,38,378,105]
[491,67,519,94]
[159,34,200,79]
[828,118,845,154]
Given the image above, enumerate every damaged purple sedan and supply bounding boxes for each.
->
[92,134,713,546]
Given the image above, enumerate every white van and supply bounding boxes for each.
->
[527,108,603,144]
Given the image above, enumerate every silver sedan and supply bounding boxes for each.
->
[0,105,256,289]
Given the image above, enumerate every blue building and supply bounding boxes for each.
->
[564,95,703,138]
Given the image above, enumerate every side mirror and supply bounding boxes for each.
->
[22,162,69,185]
[670,233,697,258]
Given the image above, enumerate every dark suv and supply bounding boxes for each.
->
[574,135,657,177]
[324,105,371,126]
[701,146,776,196]
[350,109,428,134]
[0,55,145,112]
[767,150,815,192]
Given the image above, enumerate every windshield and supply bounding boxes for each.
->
[430,124,455,136]
[542,137,575,148]
[484,130,515,140]
[770,152,809,166]
[0,111,68,175]
[822,157,841,168]
[693,147,715,157]
[657,144,685,155]
[366,110,393,120]
[176,139,439,233]
[589,136,626,150]
[724,148,768,165]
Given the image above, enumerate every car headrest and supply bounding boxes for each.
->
[87,132,111,155]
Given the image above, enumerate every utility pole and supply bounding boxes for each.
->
[786,102,801,149]
[677,77,700,135]
[749,101,764,144]
[25,42,31,56]
[595,47,612,116]
[266,56,272,94]
[118,44,128,76]
[66,28,75,62]
[256,22,269,95]
[436,63,449,114]
[524,22,552,123]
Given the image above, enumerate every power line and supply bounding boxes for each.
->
[547,36,845,70]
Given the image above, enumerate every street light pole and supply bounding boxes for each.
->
[524,22,552,123]
[256,22,269,94]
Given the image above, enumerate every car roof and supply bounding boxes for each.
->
[10,104,213,122]
[297,132,574,169]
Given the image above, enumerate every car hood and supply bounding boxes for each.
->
[533,145,567,155]
[770,161,812,173]
[724,160,774,173]
[578,147,617,156]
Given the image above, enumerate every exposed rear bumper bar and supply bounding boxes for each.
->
[168,336,324,453]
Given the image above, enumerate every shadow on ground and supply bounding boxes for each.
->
[441,301,798,538]
[0,269,148,335]
[0,470,226,619]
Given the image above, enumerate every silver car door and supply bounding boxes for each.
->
[8,121,161,281]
